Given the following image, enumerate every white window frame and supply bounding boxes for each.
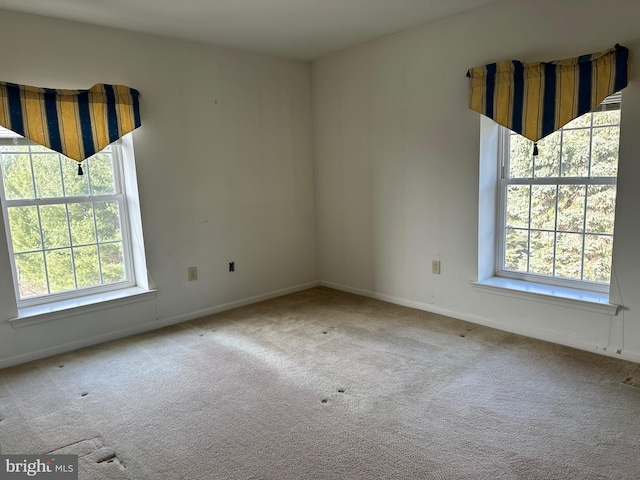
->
[495,97,620,294]
[0,135,138,307]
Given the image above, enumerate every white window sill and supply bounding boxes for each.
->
[470,277,621,316]
[9,287,157,328]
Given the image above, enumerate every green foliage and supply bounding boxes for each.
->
[1,144,126,300]
[504,110,620,284]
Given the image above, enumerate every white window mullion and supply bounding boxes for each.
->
[86,158,92,196]
[505,177,617,186]
[27,145,38,199]
[579,114,595,281]
[580,182,589,281]
[91,201,105,285]
[58,153,66,197]
[587,112,594,177]
[526,185,532,273]
[559,129,564,177]
[65,203,79,290]
[552,185,559,277]
[34,205,51,295]
[5,194,124,208]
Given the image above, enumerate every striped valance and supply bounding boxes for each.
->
[466,44,630,146]
[0,82,141,163]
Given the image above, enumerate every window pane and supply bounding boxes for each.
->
[100,242,126,283]
[74,245,100,288]
[1,140,134,305]
[586,185,616,234]
[88,152,115,194]
[40,205,71,249]
[0,153,34,199]
[561,129,590,177]
[529,230,555,275]
[8,206,41,253]
[62,157,89,196]
[32,153,63,198]
[46,249,76,293]
[15,251,47,298]
[534,131,561,178]
[68,203,96,246]
[499,98,619,289]
[509,134,533,178]
[94,201,122,242]
[583,235,613,283]
[590,127,619,177]
[505,228,528,272]
[592,110,620,127]
[556,185,585,232]
[564,112,592,129]
[506,185,530,228]
[530,185,556,230]
[555,233,583,280]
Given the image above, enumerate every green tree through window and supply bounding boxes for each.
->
[0,131,133,304]
[498,97,620,292]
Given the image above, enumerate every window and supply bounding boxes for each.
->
[0,126,136,306]
[497,95,621,293]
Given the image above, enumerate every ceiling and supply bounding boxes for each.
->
[0,0,500,60]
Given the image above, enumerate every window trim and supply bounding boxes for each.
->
[475,115,621,315]
[0,136,138,307]
[8,286,157,329]
[495,103,620,294]
[470,277,621,316]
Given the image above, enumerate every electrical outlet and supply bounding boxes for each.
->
[432,260,441,275]
[188,266,198,281]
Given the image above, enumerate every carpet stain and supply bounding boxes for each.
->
[96,451,126,470]
[321,399,328,403]
[337,388,346,393]
[623,366,640,388]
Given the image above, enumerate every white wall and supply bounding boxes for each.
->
[0,10,318,366]
[3,0,640,368]
[313,0,640,361]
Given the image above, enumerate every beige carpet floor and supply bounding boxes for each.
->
[1,286,640,479]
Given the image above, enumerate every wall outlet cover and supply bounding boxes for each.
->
[188,266,198,281]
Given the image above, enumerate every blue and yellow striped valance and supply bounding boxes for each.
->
[0,82,141,162]
[466,44,630,144]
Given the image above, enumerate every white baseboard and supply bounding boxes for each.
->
[0,281,320,369]
[5,279,637,369]
[320,281,640,364]
[160,281,320,325]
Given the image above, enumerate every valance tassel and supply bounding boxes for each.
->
[77,163,84,176]
[533,143,539,157]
